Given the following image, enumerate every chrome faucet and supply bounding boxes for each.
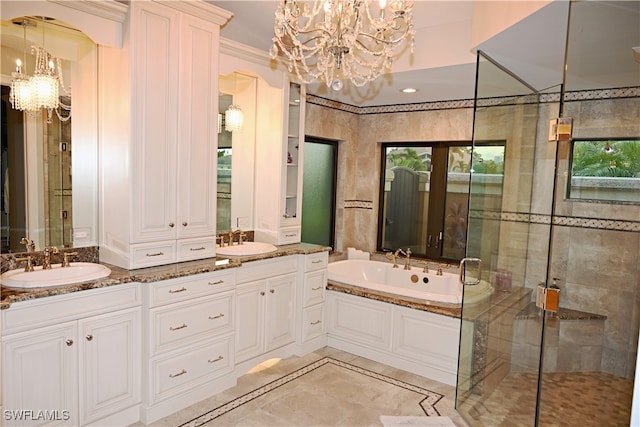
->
[42,246,59,270]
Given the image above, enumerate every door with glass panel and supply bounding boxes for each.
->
[455,51,549,427]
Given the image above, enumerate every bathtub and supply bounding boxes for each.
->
[327,259,493,305]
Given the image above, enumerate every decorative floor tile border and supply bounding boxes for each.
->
[178,357,444,427]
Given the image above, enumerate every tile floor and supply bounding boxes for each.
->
[132,347,469,427]
[133,347,634,427]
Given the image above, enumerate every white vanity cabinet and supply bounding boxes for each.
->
[100,0,232,269]
[1,284,141,427]
[296,251,329,354]
[140,269,237,424]
[234,256,297,367]
[254,81,306,245]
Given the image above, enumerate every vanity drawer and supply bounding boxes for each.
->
[131,241,177,269]
[177,237,216,262]
[236,256,297,284]
[278,228,301,245]
[149,292,234,356]
[151,334,233,403]
[2,283,140,335]
[302,304,325,341]
[303,251,328,271]
[302,269,327,307]
[147,270,236,307]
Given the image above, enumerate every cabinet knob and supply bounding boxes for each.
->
[260,291,265,296]
[169,222,175,228]
[66,339,74,346]
[86,334,93,341]
[270,289,275,294]
[182,221,188,227]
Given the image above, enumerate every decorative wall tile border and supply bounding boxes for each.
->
[344,199,374,209]
[469,210,640,232]
[306,87,639,115]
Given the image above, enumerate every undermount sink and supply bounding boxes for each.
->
[216,241,278,257]
[1,262,112,289]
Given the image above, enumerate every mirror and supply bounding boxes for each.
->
[0,15,98,252]
[217,72,257,233]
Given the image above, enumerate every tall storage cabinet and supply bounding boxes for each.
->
[254,81,306,245]
[100,0,232,269]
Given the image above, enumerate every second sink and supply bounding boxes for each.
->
[216,241,278,257]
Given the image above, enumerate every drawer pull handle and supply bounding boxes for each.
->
[311,286,322,291]
[146,251,164,257]
[169,369,187,378]
[312,260,323,264]
[208,355,224,363]
[208,280,224,285]
[190,246,205,251]
[86,334,93,341]
[285,233,296,237]
[311,320,322,325]
[209,313,225,320]
[169,287,187,293]
[66,339,74,346]
[169,323,188,331]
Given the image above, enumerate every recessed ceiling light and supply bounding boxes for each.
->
[401,87,417,94]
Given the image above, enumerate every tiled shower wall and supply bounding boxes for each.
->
[306,89,640,378]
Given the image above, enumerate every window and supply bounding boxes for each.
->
[378,142,505,262]
[568,139,640,203]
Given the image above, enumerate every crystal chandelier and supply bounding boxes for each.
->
[9,18,71,123]
[271,0,415,91]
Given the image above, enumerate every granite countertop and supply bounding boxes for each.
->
[327,281,463,319]
[0,243,331,310]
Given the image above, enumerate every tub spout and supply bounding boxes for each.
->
[397,248,412,270]
[385,250,400,268]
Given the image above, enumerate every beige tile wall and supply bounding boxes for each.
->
[306,93,640,378]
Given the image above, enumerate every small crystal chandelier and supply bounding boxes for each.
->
[271,0,416,91]
[9,17,71,123]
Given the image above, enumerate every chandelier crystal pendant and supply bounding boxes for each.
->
[9,17,71,123]
[270,0,416,91]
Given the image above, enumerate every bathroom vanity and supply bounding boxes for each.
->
[0,244,329,426]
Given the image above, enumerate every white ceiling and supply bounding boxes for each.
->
[208,1,639,107]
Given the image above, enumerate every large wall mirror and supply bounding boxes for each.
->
[1,14,98,252]
[217,71,257,233]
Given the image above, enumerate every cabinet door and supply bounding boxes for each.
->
[235,281,266,363]
[2,322,78,426]
[131,2,179,243]
[176,13,219,238]
[265,273,296,351]
[78,308,141,426]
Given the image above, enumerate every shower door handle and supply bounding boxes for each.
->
[427,235,432,247]
[435,231,442,249]
[459,257,482,286]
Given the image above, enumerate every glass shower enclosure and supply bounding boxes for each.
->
[456,2,639,426]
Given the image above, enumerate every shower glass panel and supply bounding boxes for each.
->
[538,1,640,425]
[456,51,548,427]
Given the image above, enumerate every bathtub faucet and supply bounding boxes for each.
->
[398,248,412,270]
[385,250,401,268]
